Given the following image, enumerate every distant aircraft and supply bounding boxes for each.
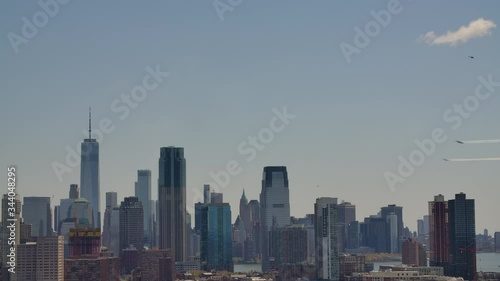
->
[456,140,464,144]
[468,56,474,59]
[443,158,449,161]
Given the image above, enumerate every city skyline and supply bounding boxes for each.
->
[2,1,500,235]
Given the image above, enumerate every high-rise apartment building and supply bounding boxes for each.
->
[448,193,476,281]
[33,236,65,281]
[269,225,308,267]
[315,197,339,281]
[402,238,427,266]
[119,197,144,256]
[429,194,449,270]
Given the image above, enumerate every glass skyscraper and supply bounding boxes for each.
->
[80,109,101,229]
[380,204,404,253]
[200,203,233,272]
[158,146,186,262]
[259,166,291,272]
[135,170,152,247]
[22,196,52,237]
[448,193,476,281]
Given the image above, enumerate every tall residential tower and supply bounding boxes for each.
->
[158,147,187,262]
[448,193,476,281]
[315,197,339,281]
[429,194,449,271]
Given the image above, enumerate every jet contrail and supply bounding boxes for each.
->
[456,139,500,144]
[444,157,500,162]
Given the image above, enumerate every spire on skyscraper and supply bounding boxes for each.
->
[88,107,92,140]
[240,189,248,204]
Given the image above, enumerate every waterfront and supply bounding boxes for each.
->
[234,253,500,273]
[371,253,500,273]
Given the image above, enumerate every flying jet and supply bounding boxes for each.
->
[456,140,464,144]
[468,56,474,59]
[443,158,449,161]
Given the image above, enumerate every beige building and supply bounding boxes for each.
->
[17,236,64,281]
[17,242,37,280]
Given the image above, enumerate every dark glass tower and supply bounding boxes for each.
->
[338,202,356,253]
[200,203,233,271]
[260,166,290,272]
[80,108,101,229]
[22,197,52,237]
[380,204,404,253]
[448,193,476,281]
[158,147,186,262]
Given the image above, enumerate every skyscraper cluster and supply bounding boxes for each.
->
[0,111,491,281]
[429,193,477,281]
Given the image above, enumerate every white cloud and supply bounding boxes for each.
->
[419,18,496,46]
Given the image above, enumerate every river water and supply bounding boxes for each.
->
[372,253,500,273]
[234,253,500,273]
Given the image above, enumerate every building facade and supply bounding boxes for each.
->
[315,197,339,281]
[402,238,427,266]
[339,254,367,281]
[200,203,233,272]
[158,146,187,262]
[380,205,404,253]
[495,232,500,252]
[22,196,52,237]
[135,170,153,247]
[429,194,449,270]
[269,225,308,267]
[448,193,476,281]
[260,166,291,272]
[80,109,101,229]
[119,196,144,256]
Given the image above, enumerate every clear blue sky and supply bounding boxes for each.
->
[1,0,500,234]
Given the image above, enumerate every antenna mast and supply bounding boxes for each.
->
[88,107,92,139]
